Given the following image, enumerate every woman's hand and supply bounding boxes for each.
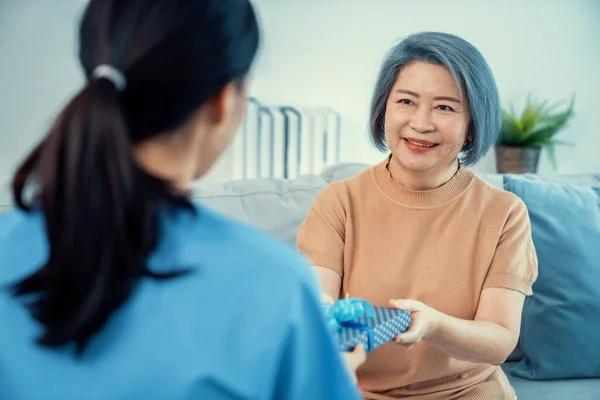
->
[389,299,440,348]
[342,344,366,384]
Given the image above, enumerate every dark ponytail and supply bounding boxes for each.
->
[12,77,191,354]
[11,0,259,354]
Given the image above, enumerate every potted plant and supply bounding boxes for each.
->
[495,94,575,174]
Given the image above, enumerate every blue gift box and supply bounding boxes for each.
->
[324,298,411,352]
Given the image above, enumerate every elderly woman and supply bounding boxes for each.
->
[297,31,538,400]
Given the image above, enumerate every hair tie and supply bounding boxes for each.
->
[92,64,127,92]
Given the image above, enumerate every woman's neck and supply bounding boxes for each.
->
[387,156,460,191]
[133,114,213,193]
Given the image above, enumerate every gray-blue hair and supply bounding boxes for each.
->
[368,31,501,166]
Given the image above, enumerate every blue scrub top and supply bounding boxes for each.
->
[0,204,361,400]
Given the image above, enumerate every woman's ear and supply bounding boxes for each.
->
[206,81,239,126]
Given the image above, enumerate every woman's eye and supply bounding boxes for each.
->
[437,105,455,112]
[398,99,413,105]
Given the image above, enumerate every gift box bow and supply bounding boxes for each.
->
[323,297,375,328]
[323,297,411,351]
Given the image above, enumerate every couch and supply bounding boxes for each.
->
[189,162,600,400]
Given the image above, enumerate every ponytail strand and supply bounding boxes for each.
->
[12,78,191,354]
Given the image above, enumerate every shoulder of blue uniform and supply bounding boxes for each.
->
[0,209,35,240]
[0,209,45,284]
[190,203,314,277]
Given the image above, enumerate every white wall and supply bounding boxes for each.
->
[0,0,87,205]
[247,0,600,175]
[1,0,599,205]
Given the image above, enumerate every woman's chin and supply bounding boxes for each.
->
[399,161,435,173]
[392,149,438,172]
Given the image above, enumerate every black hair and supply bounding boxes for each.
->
[11,0,259,354]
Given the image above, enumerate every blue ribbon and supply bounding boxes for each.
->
[323,297,376,350]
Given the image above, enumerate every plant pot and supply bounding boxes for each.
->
[495,145,541,174]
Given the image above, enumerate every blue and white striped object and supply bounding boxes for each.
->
[334,306,411,352]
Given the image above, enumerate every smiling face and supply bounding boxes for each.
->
[384,61,470,176]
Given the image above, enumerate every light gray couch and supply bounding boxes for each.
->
[190,162,600,400]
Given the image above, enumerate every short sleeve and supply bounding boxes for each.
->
[483,198,539,296]
[296,183,347,276]
[274,268,362,400]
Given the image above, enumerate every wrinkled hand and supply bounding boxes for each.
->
[342,344,366,384]
[389,299,439,348]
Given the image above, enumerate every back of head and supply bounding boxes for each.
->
[369,31,501,166]
[11,0,259,355]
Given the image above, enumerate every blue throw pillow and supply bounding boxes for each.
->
[503,175,600,380]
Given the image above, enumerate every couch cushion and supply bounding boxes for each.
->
[504,175,600,380]
[504,172,600,187]
[502,363,600,400]
[190,174,328,247]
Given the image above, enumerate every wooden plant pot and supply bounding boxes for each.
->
[495,145,541,174]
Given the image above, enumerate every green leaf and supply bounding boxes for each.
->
[498,109,523,145]
[519,98,545,135]
[497,93,575,151]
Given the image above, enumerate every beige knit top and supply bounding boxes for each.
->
[297,157,538,399]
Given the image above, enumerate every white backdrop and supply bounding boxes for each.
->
[1,0,598,202]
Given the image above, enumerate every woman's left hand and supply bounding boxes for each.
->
[389,299,440,348]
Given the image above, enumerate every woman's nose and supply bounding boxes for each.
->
[409,107,435,133]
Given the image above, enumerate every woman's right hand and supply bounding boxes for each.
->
[342,344,366,384]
